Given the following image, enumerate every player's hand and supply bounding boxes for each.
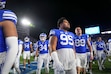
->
[90,52,94,60]
[90,54,93,60]
[55,61,64,71]
[31,49,34,53]
[51,51,64,71]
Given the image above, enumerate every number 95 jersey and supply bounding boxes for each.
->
[49,29,75,50]
[74,34,89,53]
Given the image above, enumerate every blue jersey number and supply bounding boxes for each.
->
[60,34,73,45]
[75,39,85,47]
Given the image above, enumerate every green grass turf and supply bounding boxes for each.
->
[20,55,34,64]
[91,58,111,74]
[20,56,111,74]
[35,68,54,74]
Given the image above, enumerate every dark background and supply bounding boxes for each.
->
[6,0,111,40]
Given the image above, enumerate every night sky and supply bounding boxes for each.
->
[6,0,111,39]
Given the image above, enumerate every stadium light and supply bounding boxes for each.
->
[21,18,31,26]
[101,31,111,34]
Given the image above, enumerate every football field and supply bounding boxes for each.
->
[10,56,111,74]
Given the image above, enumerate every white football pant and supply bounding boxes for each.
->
[97,50,106,70]
[36,53,50,74]
[23,51,30,60]
[76,53,87,68]
[0,52,6,72]
[54,48,77,74]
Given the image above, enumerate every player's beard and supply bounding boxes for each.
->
[63,27,70,30]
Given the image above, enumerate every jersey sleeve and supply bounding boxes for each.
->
[84,34,89,44]
[86,34,89,39]
[47,40,50,47]
[19,40,23,45]
[49,29,57,36]
[2,10,17,25]
[30,42,32,44]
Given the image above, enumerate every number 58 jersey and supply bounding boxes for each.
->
[49,29,75,50]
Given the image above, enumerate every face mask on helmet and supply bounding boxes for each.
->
[0,0,6,9]
[39,33,47,41]
[24,37,30,42]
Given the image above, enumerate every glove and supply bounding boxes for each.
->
[54,61,64,71]
[51,51,64,71]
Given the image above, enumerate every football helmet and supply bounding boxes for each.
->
[108,39,111,43]
[39,33,47,41]
[24,36,30,42]
[0,0,6,9]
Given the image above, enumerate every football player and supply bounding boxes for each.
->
[49,17,77,74]
[35,33,50,74]
[23,36,33,70]
[0,0,18,74]
[95,37,107,71]
[74,27,93,74]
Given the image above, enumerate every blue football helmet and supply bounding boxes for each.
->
[39,33,47,41]
[0,0,6,9]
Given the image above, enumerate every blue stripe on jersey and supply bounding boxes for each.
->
[37,40,49,54]
[49,29,74,50]
[74,34,88,53]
